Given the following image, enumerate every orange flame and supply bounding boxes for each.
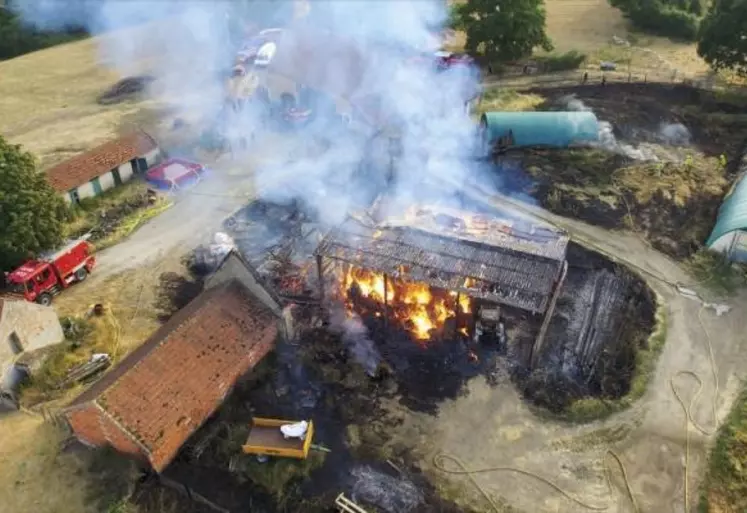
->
[341,267,472,342]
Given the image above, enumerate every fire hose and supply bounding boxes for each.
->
[432,187,723,513]
[166,181,723,511]
[433,305,719,513]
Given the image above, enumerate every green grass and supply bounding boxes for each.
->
[699,385,747,513]
[63,180,153,238]
[477,89,544,114]
[233,451,327,507]
[62,179,173,251]
[20,312,122,406]
[588,44,635,66]
[92,199,173,251]
[559,296,668,423]
[686,249,747,296]
[532,50,587,72]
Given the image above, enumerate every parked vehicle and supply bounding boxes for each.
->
[4,239,96,306]
[236,28,283,65]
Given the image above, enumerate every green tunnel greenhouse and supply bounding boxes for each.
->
[706,170,747,262]
[480,111,600,149]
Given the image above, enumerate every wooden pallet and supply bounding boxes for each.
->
[334,493,369,513]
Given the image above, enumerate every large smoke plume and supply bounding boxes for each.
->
[12,0,490,367]
[13,0,485,227]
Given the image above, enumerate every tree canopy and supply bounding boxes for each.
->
[0,137,66,272]
[608,0,703,40]
[0,6,87,61]
[697,0,747,75]
[451,0,552,64]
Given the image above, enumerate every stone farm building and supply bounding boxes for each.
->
[0,297,64,397]
[45,131,162,204]
[64,278,280,472]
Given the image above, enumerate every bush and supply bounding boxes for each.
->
[628,3,700,41]
[686,249,747,296]
[534,50,587,72]
[699,385,747,512]
[0,9,87,61]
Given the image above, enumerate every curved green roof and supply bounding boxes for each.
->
[480,111,599,148]
[706,172,747,247]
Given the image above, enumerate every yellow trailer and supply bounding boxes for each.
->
[241,417,315,459]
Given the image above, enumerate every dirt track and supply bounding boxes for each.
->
[62,167,747,513]
[383,181,747,513]
[46,132,747,513]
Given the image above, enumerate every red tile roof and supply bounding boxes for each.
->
[66,279,277,472]
[45,131,158,192]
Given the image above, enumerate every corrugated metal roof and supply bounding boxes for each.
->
[706,171,747,247]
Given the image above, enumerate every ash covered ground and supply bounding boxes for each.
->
[498,83,747,259]
[161,186,658,512]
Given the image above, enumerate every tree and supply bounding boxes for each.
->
[0,137,66,272]
[697,0,747,75]
[608,0,702,41]
[451,0,552,64]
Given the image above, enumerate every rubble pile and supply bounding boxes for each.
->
[222,199,322,298]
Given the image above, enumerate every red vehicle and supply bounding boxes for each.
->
[4,240,96,306]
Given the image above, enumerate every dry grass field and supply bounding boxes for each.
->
[0,35,162,170]
[0,0,716,169]
[544,0,710,74]
[0,3,724,512]
[0,414,94,513]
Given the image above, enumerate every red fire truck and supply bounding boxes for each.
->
[3,239,96,306]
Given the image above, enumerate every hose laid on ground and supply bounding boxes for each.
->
[433,302,720,513]
[433,450,636,512]
[669,305,720,513]
[433,186,723,513]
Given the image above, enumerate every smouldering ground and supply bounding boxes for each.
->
[376,191,747,513]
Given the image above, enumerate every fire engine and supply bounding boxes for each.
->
[3,239,96,306]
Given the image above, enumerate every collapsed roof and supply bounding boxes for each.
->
[316,206,569,313]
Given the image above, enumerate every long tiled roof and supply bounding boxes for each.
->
[45,131,158,192]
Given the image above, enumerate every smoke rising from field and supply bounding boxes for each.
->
[13,0,484,227]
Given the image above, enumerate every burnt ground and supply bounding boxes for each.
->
[515,243,657,412]
[149,197,659,511]
[498,83,747,259]
[159,333,478,513]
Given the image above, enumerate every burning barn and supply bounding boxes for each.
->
[314,205,569,365]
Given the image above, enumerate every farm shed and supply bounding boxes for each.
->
[45,131,162,204]
[64,279,279,472]
[0,298,64,409]
[706,160,747,262]
[480,111,599,149]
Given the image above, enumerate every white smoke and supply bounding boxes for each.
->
[658,122,691,146]
[12,0,485,228]
[560,94,660,161]
[329,308,382,377]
